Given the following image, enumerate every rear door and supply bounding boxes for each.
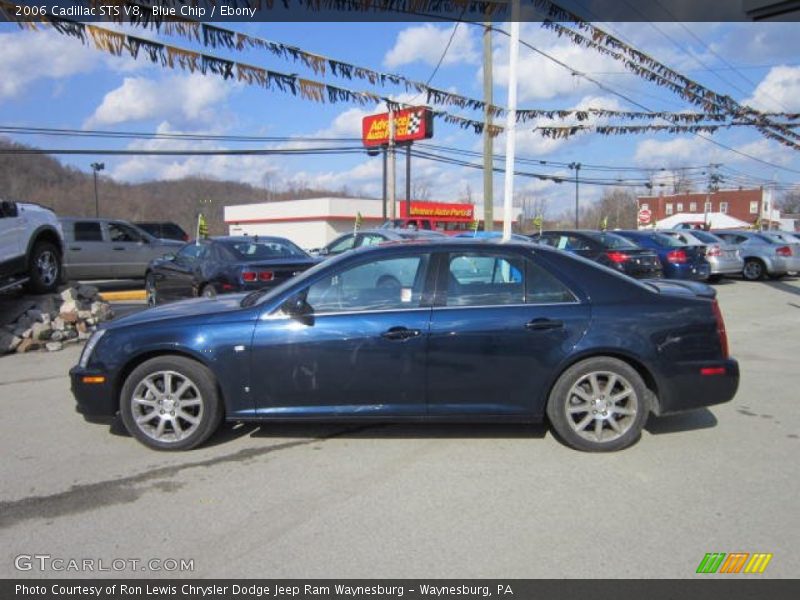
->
[426,249,590,417]
[64,220,110,280]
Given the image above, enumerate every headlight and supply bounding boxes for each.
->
[79,329,106,368]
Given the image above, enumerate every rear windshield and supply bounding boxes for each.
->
[650,233,684,247]
[222,239,308,260]
[686,230,722,244]
[584,232,638,249]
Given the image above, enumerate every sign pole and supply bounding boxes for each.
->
[382,147,388,220]
[502,2,520,241]
[388,109,396,220]
[405,144,412,220]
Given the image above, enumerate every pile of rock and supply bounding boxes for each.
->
[0,286,114,354]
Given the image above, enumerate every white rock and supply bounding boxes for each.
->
[46,341,63,352]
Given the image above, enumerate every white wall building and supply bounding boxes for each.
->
[225,197,522,249]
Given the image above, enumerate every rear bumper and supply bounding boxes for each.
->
[664,262,711,281]
[656,358,739,415]
[69,366,117,419]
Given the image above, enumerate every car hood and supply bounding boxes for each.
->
[105,294,250,330]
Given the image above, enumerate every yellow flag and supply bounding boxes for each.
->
[197,213,209,239]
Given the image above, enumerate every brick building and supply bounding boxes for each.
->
[637,188,781,228]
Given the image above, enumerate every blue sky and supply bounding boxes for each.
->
[1,20,800,217]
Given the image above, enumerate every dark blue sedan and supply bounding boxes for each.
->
[70,239,738,452]
[615,230,711,281]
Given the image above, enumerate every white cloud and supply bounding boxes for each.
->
[86,74,231,127]
[0,31,101,99]
[633,136,713,167]
[384,24,479,68]
[110,122,279,186]
[743,66,800,112]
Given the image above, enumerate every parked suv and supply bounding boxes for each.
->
[60,218,182,280]
[0,200,64,294]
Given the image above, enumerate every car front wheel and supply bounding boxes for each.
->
[546,357,649,452]
[119,356,224,451]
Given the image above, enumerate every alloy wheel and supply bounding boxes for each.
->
[36,250,58,286]
[129,371,204,444]
[564,371,639,443]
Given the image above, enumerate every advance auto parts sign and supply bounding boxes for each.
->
[362,107,434,147]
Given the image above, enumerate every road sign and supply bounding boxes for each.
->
[638,207,652,224]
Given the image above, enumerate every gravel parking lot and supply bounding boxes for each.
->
[1,277,798,579]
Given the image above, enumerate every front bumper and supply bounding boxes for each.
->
[656,358,740,415]
[69,366,117,419]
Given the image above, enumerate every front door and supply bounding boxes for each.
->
[426,250,590,417]
[106,222,152,278]
[250,252,433,417]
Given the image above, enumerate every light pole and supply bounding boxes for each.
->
[91,162,105,218]
[569,162,581,228]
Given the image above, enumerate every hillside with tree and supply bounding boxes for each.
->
[0,138,356,236]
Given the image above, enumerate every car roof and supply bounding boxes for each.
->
[210,235,296,244]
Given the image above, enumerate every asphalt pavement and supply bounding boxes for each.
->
[0,277,798,579]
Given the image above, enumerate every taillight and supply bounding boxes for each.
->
[711,299,729,359]
[666,249,688,263]
[776,245,792,257]
[242,271,257,282]
[706,245,721,257]
[258,271,274,281]
[606,251,630,263]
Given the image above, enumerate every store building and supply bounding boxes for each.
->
[224,197,520,249]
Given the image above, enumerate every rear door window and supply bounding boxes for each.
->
[73,221,103,242]
[446,253,525,306]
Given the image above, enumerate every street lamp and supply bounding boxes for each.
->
[90,162,105,218]
[569,162,581,228]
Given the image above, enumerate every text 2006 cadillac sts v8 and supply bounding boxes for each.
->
[70,239,739,452]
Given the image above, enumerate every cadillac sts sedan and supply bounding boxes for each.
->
[70,239,739,453]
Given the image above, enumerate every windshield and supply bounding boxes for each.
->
[223,239,308,260]
[585,232,638,249]
[651,233,684,247]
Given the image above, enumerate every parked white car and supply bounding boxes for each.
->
[0,200,64,294]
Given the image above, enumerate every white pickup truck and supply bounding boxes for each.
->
[0,200,64,294]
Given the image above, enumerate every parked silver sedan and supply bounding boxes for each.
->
[660,229,743,281]
[60,218,183,280]
[713,230,798,281]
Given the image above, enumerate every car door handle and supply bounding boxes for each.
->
[525,318,564,331]
[381,327,421,341]
[113,247,125,251]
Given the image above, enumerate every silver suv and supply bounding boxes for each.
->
[60,218,182,280]
[713,230,798,281]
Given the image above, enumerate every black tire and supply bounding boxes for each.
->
[200,284,217,298]
[546,357,649,452]
[768,273,785,280]
[26,241,61,294]
[742,258,765,281]
[119,356,224,451]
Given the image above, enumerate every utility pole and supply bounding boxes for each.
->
[388,109,396,220]
[382,148,387,220]
[705,162,721,230]
[502,0,521,241]
[569,162,581,228]
[483,21,493,232]
[90,162,105,218]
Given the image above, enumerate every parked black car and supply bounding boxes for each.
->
[530,230,663,279]
[145,236,317,305]
[136,222,190,242]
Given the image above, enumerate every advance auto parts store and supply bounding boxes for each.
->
[225,197,516,249]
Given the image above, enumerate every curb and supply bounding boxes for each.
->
[99,290,147,302]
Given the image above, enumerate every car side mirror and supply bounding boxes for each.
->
[281,293,314,325]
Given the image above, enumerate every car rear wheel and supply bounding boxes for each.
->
[27,241,61,294]
[742,258,765,281]
[546,357,649,452]
[145,273,157,306]
[201,284,217,298]
[120,356,223,451]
